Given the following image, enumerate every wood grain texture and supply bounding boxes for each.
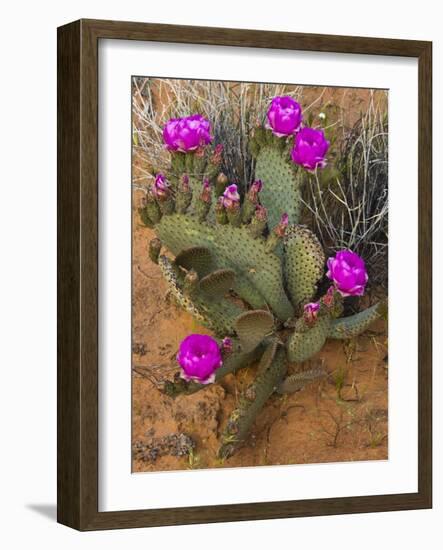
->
[57,19,432,531]
[82,18,429,56]
[417,41,432,506]
[57,20,81,528]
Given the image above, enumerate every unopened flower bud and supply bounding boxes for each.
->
[303,302,320,325]
[321,285,335,308]
[255,204,268,222]
[247,180,263,203]
[200,178,212,203]
[151,173,170,201]
[215,172,229,195]
[215,196,228,225]
[211,143,224,165]
[221,337,233,354]
[181,174,190,191]
[274,213,289,238]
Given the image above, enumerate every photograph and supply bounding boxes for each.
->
[131,78,389,472]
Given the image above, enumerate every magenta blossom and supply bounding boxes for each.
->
[303,302,320,324]
[326,250,368,297]
[177,334,222,384]
[163,114,213,152]
[222,184,240,209]
[291,127,330,171]
[266,96,303,137]
[151,173,170,200]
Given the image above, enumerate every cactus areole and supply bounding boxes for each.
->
[138,97,386,458]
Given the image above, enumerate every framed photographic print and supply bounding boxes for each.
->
[57,19,432,530]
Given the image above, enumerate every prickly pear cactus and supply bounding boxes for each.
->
[138,100,387,459]
[251,128,302,229]
[155,214,294,322]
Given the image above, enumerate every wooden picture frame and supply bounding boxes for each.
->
[57,18,432,530]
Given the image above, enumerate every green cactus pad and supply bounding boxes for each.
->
[175,185,192,214]
[183,269,199,297]
[218,345,287,458]
[158,255,206,325]
[157,196,175,216]
[277,366,327,394]
[186,176,218,222]
[155,214,294,321]
[287,317,331,363]
[162,376,206,398]
[158,255,242,335]
[170,152,186,176]
[199,268,235,299]
[231,277,267,310]
[146,198,162,224]
[254,145,301,229]
[216,343,265,379]
[188,176,205,214]
[256,338,279,376]
[328,301,386,339]
[234,310,274,352]
[284,225,325,310]
[196,299,245,336]
[174,246,214,278]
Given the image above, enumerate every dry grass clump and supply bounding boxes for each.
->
[301,93,388,288]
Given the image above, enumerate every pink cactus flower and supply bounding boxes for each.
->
[326,250,368,297]
[266,96,303,137]
[177,334,223,384]
[163,114,213,152]
[291,127,330,171]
